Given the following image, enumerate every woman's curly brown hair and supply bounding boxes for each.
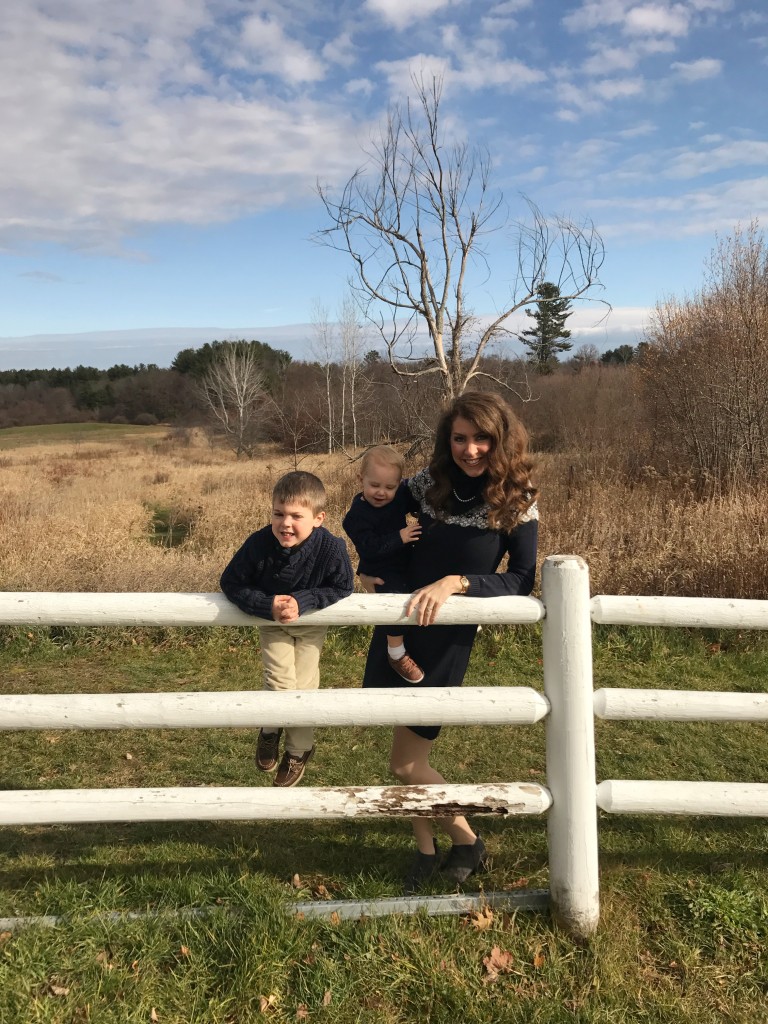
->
[426,391,538,532]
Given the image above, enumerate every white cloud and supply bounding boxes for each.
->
[480,0,533,32]
[490,0,534,12]
[582,45,641,75]
[563,0,730,37]
[19,271,64,283]
[554,73,646,118]
[591,75,645,99]
[562,1,633,34]
[625,4,691,37]
[589,175,768,240]
[345,77,376,96]
[364,0,460,32]
[241,15,326,84]
[0,2,361,252]
[558,138,620,175]
[375,44,544,99]
[740,9,768,27]
[617,120,657,137]
[322,31,358,68]
[665,140,768,178]
[671,56,722,79]
[374,55,452,100]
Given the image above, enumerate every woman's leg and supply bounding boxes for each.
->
[389,726,477,850]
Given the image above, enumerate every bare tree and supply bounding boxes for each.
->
[197,342,265,458]
[310,300,338,453]
[317,74,605,402]
[339,293,371,448]
[571,343,600,373]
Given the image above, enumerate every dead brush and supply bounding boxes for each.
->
[1,430,767,599]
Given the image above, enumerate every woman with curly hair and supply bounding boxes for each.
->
[361,390,539,894]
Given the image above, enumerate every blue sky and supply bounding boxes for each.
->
[1,0,766,370]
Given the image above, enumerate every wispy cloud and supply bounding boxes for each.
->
[665,140,768,178]
[625,4,691,37]
[364,0,461,32]
[671,57,723,80]
[18,271,64,283]
[240,15,327,84]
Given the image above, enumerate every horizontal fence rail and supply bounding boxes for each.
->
[591,594,768,629]
[0,686,550,731]
[0,592,545,628]
[594,688,768,721]
[597,781,768,817]
[0,782,553,826]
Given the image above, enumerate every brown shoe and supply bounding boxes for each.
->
[273,746,315,788]
[255,729,282,772]
[388,653,425,684]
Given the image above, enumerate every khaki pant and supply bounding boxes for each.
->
[259,623,327,754]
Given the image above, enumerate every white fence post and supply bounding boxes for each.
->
[542,555,599,937]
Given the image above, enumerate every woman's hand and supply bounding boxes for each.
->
[406,576,464,626]
[358,573,384,594]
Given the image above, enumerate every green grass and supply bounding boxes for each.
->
[0,422,164,448]
[1,626,768,1022]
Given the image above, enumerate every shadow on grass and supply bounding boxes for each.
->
[0,817,547,894]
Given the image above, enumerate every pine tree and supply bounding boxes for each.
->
[518,281,573,373]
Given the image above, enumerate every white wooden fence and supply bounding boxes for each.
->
[2,554,767,938]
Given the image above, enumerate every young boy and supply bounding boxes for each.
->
[342,445,424,683]
[220,471,353,787]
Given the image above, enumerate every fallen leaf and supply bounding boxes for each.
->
[46,983,70,997]
[95,950,114,970]
[322,991,332,1006]
[125,752,134,761]
[470,906,494,930]
[329,911,340,925]
[296,1004,309,1019]
[0,931,12,944]
[533,949,545,969]
[292,874,302,888]
[482,946,514,983]
[313,884,330,899]
[179,945,190,958]
[259,994,279,1013]
[150,1009,158,1022]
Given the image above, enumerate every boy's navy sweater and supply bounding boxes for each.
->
[220,525,353,621]
[342,482,418,578]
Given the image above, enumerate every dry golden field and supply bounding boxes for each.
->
[1,425,766,598]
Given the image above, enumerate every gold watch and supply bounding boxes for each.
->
[459,575,470,594]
